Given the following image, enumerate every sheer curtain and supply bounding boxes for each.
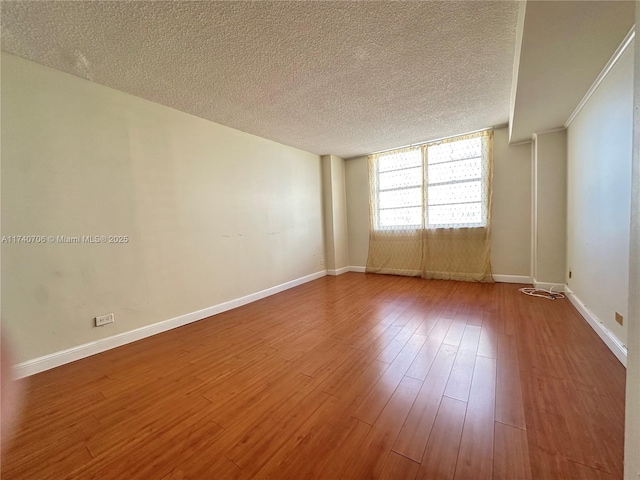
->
[366,130,494,283]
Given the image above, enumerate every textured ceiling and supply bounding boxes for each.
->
[510,1,635,143]
[1,1,519,158]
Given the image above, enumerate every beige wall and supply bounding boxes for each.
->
[321,155,349,271]
[625,7,640,478]
[345,156,369,267]
[1,53,325,363]
[566,43,633,347]
[533,130,567,284]
[322,156,335,269]
[491,127,532,277]
[345,127,532,278]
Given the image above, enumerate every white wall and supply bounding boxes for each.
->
[322,155,349,271]
[566,43,633,347]
[491,127,532,277]
[345,156,369,267]
[533,130,567,285]
[1,53,325,364]
[345,127,532,278]
[625,13,640,479]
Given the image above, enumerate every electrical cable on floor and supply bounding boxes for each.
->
[519,284,565,300]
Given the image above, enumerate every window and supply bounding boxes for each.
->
[376,148,422,228]
[371,130,491,230]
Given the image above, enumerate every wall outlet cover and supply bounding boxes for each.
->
[96,313,115,327]
[615,312,623,326]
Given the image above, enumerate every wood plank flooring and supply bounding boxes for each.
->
[1,273,626,479]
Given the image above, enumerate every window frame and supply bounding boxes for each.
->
[375,150,423,230]
[371,131,490,231]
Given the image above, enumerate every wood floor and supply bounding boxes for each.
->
[2,273,626,479]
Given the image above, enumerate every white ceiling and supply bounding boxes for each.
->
[509,1,635,144]
[1,2,634,157]
[1,1,519,158]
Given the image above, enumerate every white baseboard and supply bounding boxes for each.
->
[327,266,351,276]
[349,266,366,273]
[13,270,328,379]
[533,278,566,291]
[492,274,532,284]
[565,286,627,366]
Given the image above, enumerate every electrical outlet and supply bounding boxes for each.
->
[95,313,114,327]
[320,257,325,265]
[615,312,623,326]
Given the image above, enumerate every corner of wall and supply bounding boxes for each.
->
[322,154,350,270]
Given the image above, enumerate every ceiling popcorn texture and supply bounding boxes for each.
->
[1,1,519,158]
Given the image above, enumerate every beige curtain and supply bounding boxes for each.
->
[366,130,494,283]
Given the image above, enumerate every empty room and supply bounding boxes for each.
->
[1,1,639,479]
